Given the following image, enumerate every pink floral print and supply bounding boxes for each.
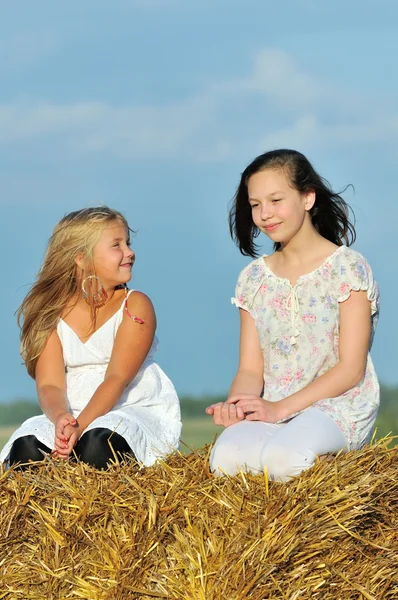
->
[231,246,380,450]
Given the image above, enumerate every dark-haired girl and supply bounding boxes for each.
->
[206,149,380,481]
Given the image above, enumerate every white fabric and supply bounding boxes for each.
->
[210,408,348,481]
[0,290,181,466]
[231,246,380,450]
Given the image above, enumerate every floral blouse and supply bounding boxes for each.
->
[231,246,380,450]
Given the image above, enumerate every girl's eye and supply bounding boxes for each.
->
[272,198,282,203]
[251,204,259,209]
[113,243,120,247]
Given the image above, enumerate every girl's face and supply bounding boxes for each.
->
[91,219,135,288]
[247,168,315,246]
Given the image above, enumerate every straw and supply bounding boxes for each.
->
[0,437,397,599]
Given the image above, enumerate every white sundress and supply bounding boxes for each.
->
[231,246,380,450]
[0,290,182,466]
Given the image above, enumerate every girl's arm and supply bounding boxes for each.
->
[232,290,372,422]
[75,291,156,433]
[277,289,371,419]
[206,308,264,425]
[229,308,264,396]
[35,330,69,424]
[36,331,77,456]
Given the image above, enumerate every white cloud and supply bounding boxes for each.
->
[1,48,398,162]
[203,48,398,155]
[0,94,216,159]
[226,49,326,110]
[256,114,398,152]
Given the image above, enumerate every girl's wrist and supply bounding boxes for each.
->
[275,398,291,421]
[51,409,70,425]
[76,415,89,432]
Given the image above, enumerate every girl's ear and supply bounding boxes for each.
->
[304,190,316,211]
[75,253,85,270]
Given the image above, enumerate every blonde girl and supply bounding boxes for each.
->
[1,207,181,469]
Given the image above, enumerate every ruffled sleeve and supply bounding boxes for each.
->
[231,260,265,313]
[337,250,380,319]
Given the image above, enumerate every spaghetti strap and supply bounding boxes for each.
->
[123,289,145,324]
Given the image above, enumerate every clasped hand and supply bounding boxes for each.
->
[53,412,81,459]
[205,394,282,427]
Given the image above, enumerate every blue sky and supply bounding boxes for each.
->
[1,0,397,404]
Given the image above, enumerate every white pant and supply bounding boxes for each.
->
[209,408,348,482]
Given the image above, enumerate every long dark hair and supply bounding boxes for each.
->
[229,149,356,257]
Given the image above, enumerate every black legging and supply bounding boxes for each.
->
[9,428,134,470]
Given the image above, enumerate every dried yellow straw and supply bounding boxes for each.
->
[0,437,397,599]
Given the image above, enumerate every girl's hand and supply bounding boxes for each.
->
[227,394,283,423]
[53,419,81,459]
[205,401,245,427]
[54,412,77,454]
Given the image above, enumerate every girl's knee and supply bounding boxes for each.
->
[210,437,263,476]
[76,428,133,469]
[210,438,244,476]
[210,421,273,476]
[260,443,313,482]
[9,435,51,466]
[210,436,250,476]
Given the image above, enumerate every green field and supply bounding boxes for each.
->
[180,418,221,451]
[0,419,221,455]
[0,428,16,450]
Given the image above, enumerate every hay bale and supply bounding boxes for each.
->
[0,438,397,599]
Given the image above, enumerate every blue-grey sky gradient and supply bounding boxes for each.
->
[1,0,397,404]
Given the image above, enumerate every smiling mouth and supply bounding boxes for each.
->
[264,223,281,231]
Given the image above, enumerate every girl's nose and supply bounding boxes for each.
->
[260,203,272,220]
[126,248,135,262]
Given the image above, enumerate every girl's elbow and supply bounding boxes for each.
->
[345,364,366,388]
[237,365,264,379]
[37,383,66,396]
[105,372,132,389]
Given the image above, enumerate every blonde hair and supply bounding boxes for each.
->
[17,206,130,378]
